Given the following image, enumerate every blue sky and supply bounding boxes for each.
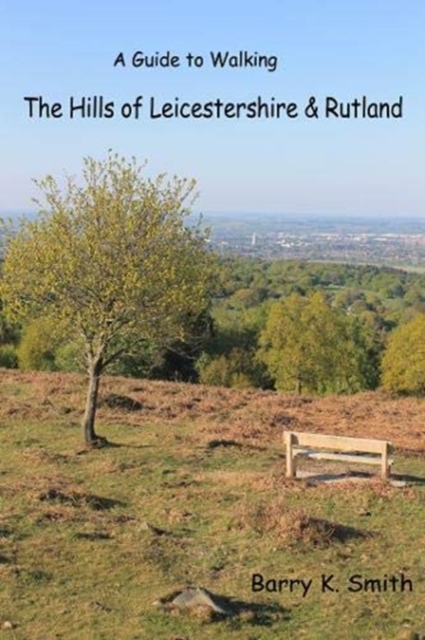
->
[1,0,424,215]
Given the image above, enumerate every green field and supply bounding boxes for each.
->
[1,370,424,639]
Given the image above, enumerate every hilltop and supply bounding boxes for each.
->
[1,368,425,639]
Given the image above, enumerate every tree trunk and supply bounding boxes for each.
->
[82,359,103,445]
[295,377,302,395]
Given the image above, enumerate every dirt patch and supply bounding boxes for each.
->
[249,502,372,547]
[1,369,425,451]
[100,393,143,411]
[36,508,76,524]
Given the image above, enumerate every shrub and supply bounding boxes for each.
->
[0,344,18,369]
[196,348,263,389]
[17,317,61,371]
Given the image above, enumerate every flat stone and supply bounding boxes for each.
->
[2,621,16,630]
[155,587,233,616]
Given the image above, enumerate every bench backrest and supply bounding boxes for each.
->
[284,431,391,454]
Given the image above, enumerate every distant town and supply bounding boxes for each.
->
[3,210,425,269]
[199,212,425,269]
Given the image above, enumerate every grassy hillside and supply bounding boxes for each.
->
[0,369,424,639]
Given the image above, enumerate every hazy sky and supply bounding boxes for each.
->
[1,0,424,215]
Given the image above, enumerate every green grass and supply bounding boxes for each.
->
[0,373,425,639]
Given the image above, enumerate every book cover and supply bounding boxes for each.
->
[1,1,424,638]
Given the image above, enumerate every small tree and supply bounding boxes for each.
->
[0,153,213,444]
[381,313,425,394]
[257,292,366,394]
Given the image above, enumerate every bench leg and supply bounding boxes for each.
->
[286,452,295,478]
[381,445,390,480]
[285,433,295,478]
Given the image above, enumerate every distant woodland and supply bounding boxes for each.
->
[2,257,425,396]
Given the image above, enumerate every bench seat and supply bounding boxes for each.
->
[293,449,394,466]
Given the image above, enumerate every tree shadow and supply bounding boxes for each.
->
[74,531,113,541]
[76,439,154,454]
[39,487,126,510]
[206,439,243,450]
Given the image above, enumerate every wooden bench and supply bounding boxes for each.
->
[284,431,393,480]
